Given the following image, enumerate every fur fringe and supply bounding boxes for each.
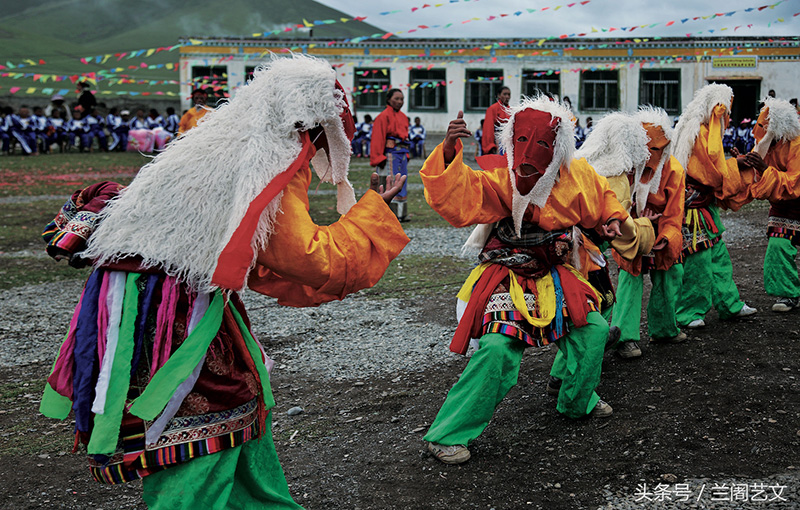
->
[83,54,352,293]
[672,84,732,169]
[755,97,800,157]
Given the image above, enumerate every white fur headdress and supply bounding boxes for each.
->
[497,95,575,234]
[672,83,733,169]
[576,112,649,214]
[82,54,356,293]
[753,96,800,157]
[633,106,674,213]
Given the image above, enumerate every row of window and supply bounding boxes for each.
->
[190,66,681,115]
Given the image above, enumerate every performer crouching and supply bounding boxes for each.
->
[421,97,631,465]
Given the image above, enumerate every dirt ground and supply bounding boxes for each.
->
[1,204,799,510]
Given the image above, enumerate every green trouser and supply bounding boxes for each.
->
[142,414,303,510]
[424,312,608,446]
[764,236,800,298]
[611,264,684,342]
[676,240,744,326]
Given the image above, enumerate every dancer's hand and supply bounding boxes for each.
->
[370,172,407,204]
[601,218,622,239]
[652,238,669,251]
[641,208,662,222]
[743,152,767,173]
[443,111,472,165]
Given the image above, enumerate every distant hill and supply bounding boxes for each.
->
[0,0,384,104]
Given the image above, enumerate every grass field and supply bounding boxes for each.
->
[0,150,464,293]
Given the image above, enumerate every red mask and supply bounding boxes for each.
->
[335,80,356,142]
[511,109,558,178]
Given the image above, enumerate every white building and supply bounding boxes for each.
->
[179,36,800,131]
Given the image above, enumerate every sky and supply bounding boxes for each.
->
[318,0,800,39]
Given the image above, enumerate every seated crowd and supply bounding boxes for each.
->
[0,96,182,156]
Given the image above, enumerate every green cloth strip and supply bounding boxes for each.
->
[228,302,275,410]
[127,291,225,421]
[40,341,73,420]
[88,273,141,455]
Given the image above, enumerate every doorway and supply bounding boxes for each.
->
[707,79,762,123]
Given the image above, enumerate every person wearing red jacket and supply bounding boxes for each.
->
[481,86,511,155]
[370,88,411,221]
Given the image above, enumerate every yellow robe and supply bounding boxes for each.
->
[248,164,410,307]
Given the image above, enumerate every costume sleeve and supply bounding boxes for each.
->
[558,160,628,230]
[605,174,632,212]
[420,140,513,227]
[654,156,686,264]
[749,139,800,202]
[369,112,388,167]
[248,167,409,307]
[611,217,655,261]
[481,104,498,154]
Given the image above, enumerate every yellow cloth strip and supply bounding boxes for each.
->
[456,262,490,302]
[688,209,701,252]
[562,264,602,305]
[509,270,555,328]
[456,261,557,328]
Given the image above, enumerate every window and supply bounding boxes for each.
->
[409,69,447,112]
[640,70,681,115]
[465,69,504,111]
[354,68,391,110]
[580,70,619,111]
[522,70,560,98]
[191,66,228,105]
[245,66,256,84]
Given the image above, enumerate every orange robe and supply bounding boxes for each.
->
[248,164,410,307]
[369,106,409,167]
[178,107,209,135]
[685,124,755,211]
[481,101,510,155]
[749,137,800,204]
[613,156,686,275]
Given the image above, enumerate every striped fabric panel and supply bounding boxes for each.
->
[89,420,259,484]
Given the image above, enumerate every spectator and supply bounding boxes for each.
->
[65,106,92,152]
[45,94,72,121]
[409,116,426,158]
[1,106,12,155]
[178,88,210,135]
[77,82,97,115]
[146,109,163,129]
[10,105,39,155]
[163,107,180,135]
[108,109,130,151]
[128,109,155,152]
[723,120,736,153]
[45,108,67,153]
[481,86,511,155]
[86,107,108,152]
[768,89,776,98]
[474,119,484,158]
[734,118,752,154]
[574,117,586,149]
[584,116,594,137]
[32,106,50,153]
